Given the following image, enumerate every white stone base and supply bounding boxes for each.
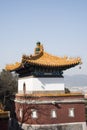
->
[20,122,86,130]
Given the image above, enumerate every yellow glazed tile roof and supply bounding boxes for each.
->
[5,43,82,71]
[6,62,22,71]
[22,52,81,67]
[0,109,9,118]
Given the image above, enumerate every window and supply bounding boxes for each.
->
[51,110,57,118]
[69,108,75,117]
[19,108,23,118]
[31,109,38,118]
[23,82,26,94]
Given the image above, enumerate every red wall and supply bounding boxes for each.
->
[15,102,86,125]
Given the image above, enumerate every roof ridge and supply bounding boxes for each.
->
[22,51,43,62]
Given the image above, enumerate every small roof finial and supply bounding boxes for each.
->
[34,42,44,55]
[36,41,41,46]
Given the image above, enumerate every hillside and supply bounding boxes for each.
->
[64,74,87,87]
[64,74,87,93]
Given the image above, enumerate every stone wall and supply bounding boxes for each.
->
[23,124,83,130]
[9,119,86,130]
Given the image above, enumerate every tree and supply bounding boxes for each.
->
[0,69,18,106]
[0,69,18,93]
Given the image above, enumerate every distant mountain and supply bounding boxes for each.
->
[64,74,87,87]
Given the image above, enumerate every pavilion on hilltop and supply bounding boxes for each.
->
[6,42,86,130]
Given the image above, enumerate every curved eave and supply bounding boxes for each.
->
[25,59,81,68]
[5,62,22,72]
[5,59,81,72]
[22,51,82,68]
[5,51,82,71]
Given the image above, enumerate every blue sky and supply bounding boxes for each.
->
[0,0,87,75]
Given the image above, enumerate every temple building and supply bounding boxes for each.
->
[6,42,86,130]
